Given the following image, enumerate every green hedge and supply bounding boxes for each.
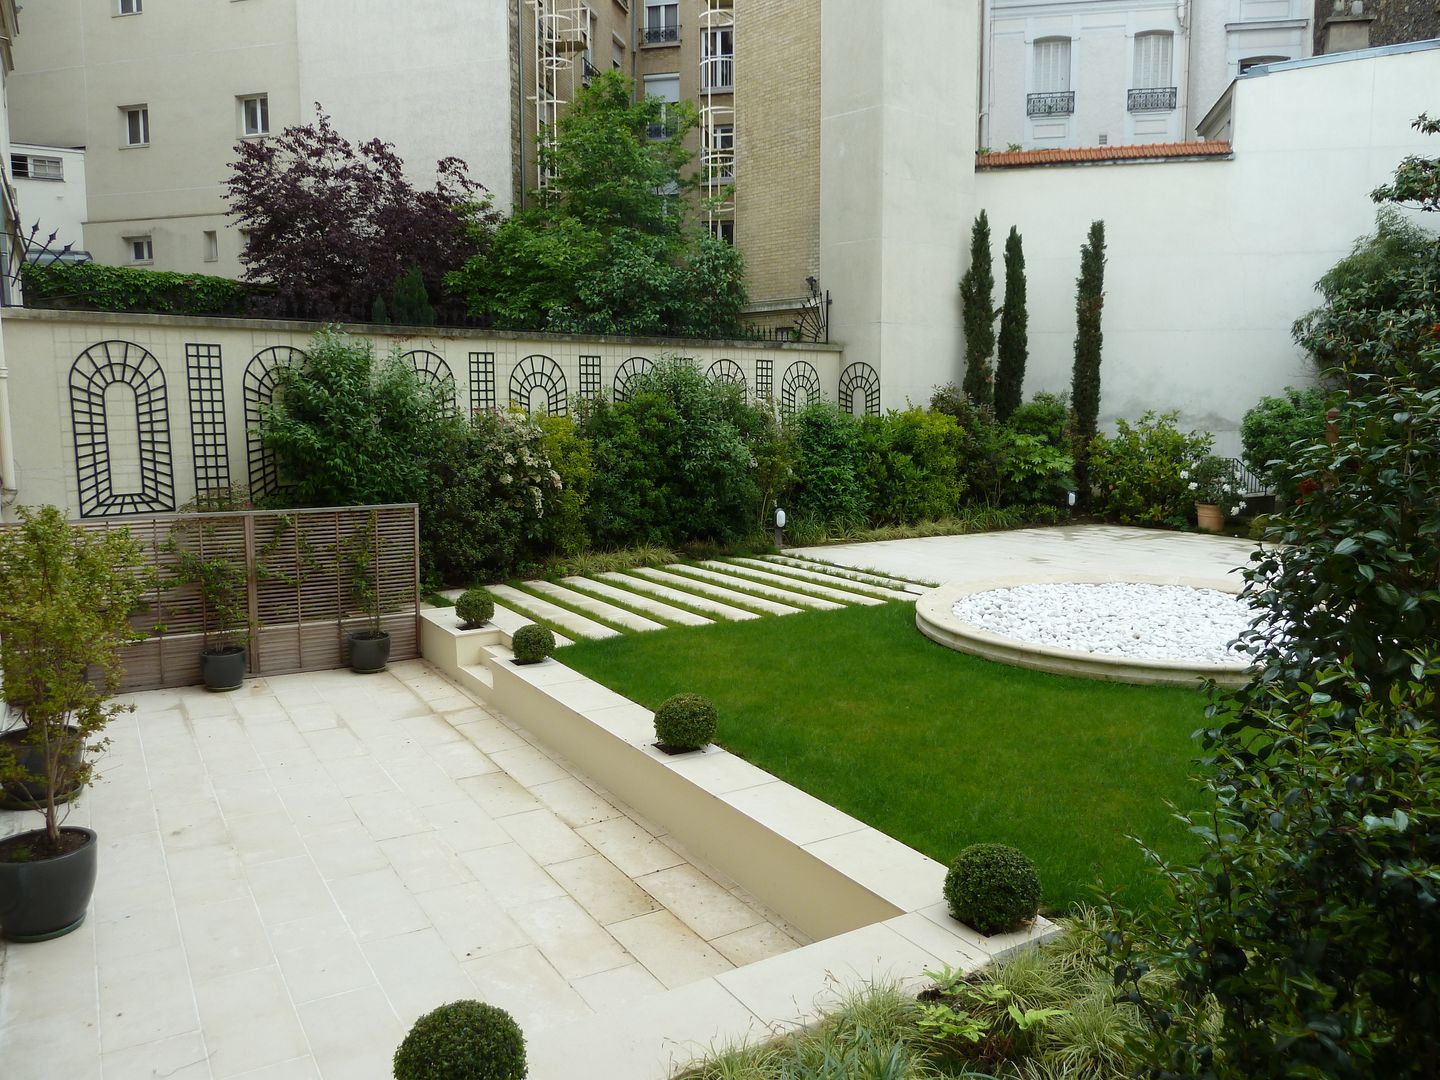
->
[21,262,252,316]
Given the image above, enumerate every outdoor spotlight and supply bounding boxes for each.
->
[774,506,787,549]
[1067,491,1077,508]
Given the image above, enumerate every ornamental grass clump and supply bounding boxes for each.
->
[510,624,555,665]
[455,589,495,630]
[654,692,717,751]
[944,843,1042,935]
[393,1000,526,1080]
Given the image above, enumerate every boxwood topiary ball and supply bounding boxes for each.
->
[511,624,555,665]
[943,843,1042,936]
[654,692,717,751]
[393,999,526,1080]
[455,589,495,630]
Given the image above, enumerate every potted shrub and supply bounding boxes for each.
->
[0,506,149,942]
[170,529,251,692]
[653,693,717,754]
[456,588,495,630]
[510,624,554,665]
[943,843,1042,936]
[393,999,527,1080]
[346,511,391,674]
[1185,454,1244,533]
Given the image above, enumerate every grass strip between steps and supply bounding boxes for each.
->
[576,573,745,624]
[778,552,941,589]
[660,563,849,610]
[718,558,900,602]
[678,561,875,608]
[541,578,693,630]
[758,555,929,593]
[482,596,578,646]
[610,569,777,620]
[503,581,640,637]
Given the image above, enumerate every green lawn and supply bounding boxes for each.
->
[558,601,1212,913]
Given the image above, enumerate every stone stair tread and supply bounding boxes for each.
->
[559,576,712,626]
[760,555,927,596]
[677,564,845,610]
[486,584,620,641]
[725,558,910,602]
[487,602,574,646]
[525,580,667,632]
[630,567,803,616]
[597,572,762,621]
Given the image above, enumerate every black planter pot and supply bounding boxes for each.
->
[200,646,247,692]
[348,630,391,674]
[0,827,99,942]
[0,729,83,812]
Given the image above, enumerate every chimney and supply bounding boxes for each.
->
[1318,0,1375,54]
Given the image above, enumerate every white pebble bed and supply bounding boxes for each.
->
[951,582,1253,666]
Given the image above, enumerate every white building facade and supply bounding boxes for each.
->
[10,143,87,257]
[983,0,1313,151]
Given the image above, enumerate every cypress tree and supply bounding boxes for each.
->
[994,226,1028,422]
[1071,220,1106,509]
[959,210,996,406]
[390,266,436,327]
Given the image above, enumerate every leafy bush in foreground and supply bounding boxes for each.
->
[1088,411,1212,528]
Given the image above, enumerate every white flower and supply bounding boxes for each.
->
[1231,505,1243,517]
[1179,469,1190,480]
[1188,481,1198,491]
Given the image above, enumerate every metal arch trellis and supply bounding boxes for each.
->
[706,358,747,395]
[780,361,822,415]
[613,356,653,403]
[400,349,457,411]
[69,340,176,518]
[838,362,881,416]
[244,346,306,499]
[509,354,568,416]
[185,344,231,499]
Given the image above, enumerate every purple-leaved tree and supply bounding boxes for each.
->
[225,107,497,319]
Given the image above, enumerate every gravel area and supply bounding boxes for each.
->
[952,582,1254,665]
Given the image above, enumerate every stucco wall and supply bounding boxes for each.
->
[972,44,1438,455]
[0,309,844,521]
[12,144,87,252]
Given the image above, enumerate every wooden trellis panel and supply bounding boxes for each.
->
[65,505,420,692]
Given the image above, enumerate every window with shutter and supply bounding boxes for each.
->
[1033,38,1071,93]
[1134,32,1173,89]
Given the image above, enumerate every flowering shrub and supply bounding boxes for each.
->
[1088,412,1213,527]
[1185,454,1244,517]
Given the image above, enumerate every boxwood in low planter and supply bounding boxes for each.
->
[653,692,717,753]
[456,589,496,630]
[943,842,1042,935]
[511,624,555,665]
[393,999,526,1080]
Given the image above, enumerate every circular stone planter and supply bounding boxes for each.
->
[915,573,1255,689]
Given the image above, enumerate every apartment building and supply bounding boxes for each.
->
[985,0,1313,150]
[7,0,513,279]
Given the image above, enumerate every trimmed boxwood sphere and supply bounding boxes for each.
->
[944,843,1042,935]
[455,589,495,630]
[654,692,717,750]
[511,624,555,664]
[393,999,526,1080]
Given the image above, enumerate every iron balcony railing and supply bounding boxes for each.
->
[1026,91,1075,117]
[701,56,734,91]
[646,121,678,140]
[642,24,680,44]
[1128,86,1178,112]
[582,57,599,85]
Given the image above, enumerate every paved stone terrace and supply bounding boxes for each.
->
[0,664,805,1080]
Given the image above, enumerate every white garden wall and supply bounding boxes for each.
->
[973,43,1438,455]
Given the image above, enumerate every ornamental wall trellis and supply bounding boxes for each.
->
[58,336,861,518]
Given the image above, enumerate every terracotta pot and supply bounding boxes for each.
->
[1195,502,1225,533]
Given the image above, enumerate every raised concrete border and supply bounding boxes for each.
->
[916,572,1255,689]
[420,606,1058,1078]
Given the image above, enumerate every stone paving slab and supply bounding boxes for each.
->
[486,584,623,640]
[596,572,762,622]
[734,556,919,600]
[525,580,667,632]
[763,555,929,594]
[629,567,802,616]
[701,559,887,605]
[660,564,840,611]
[560,576,712,626]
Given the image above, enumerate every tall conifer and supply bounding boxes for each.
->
[1071,220,1106,508]
[994,226,1028,422]
[959,211,996,405]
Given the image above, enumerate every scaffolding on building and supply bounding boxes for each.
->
[529,0,590,188]
[698,4,736,235]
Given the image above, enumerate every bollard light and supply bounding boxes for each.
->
[773,507,786,549]
[1067,491,1077,508]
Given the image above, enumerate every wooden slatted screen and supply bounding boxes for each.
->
[65,505,420,692]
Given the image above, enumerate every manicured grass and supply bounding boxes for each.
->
[558,601,1212,912]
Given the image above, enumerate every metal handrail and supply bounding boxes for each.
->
[642,24,680,44]
[1127,86,1178,112]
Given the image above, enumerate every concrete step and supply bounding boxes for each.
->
[716,559,899,604]
[759,556,927,597]
[598,572,761,622]
[489,602,574,647]
[486,584,621,641]
[524,580,667,632]
[678,564,845,611]
[629,567,802,616]
[560,576,712,626]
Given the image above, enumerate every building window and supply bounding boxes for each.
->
[1027,38,1074,117]
[117,0,141,14]
[705,124,734,182]
[122,106,150,146]
[612,34,624,70]
[643,73,680,138]
[643,2,679,44]
[126,236,154,264]
[1238,54,1289,74]
[203,231,219,262]
[240,94,270,137]
[701,27,734,91]
[709,219,735,245]
[1128,32,1176,110]
[11,154,64,181]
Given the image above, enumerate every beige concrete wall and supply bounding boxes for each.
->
[1,307,844,520]
[734,0,820,306]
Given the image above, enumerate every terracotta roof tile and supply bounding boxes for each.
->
[976,141,1232,168]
